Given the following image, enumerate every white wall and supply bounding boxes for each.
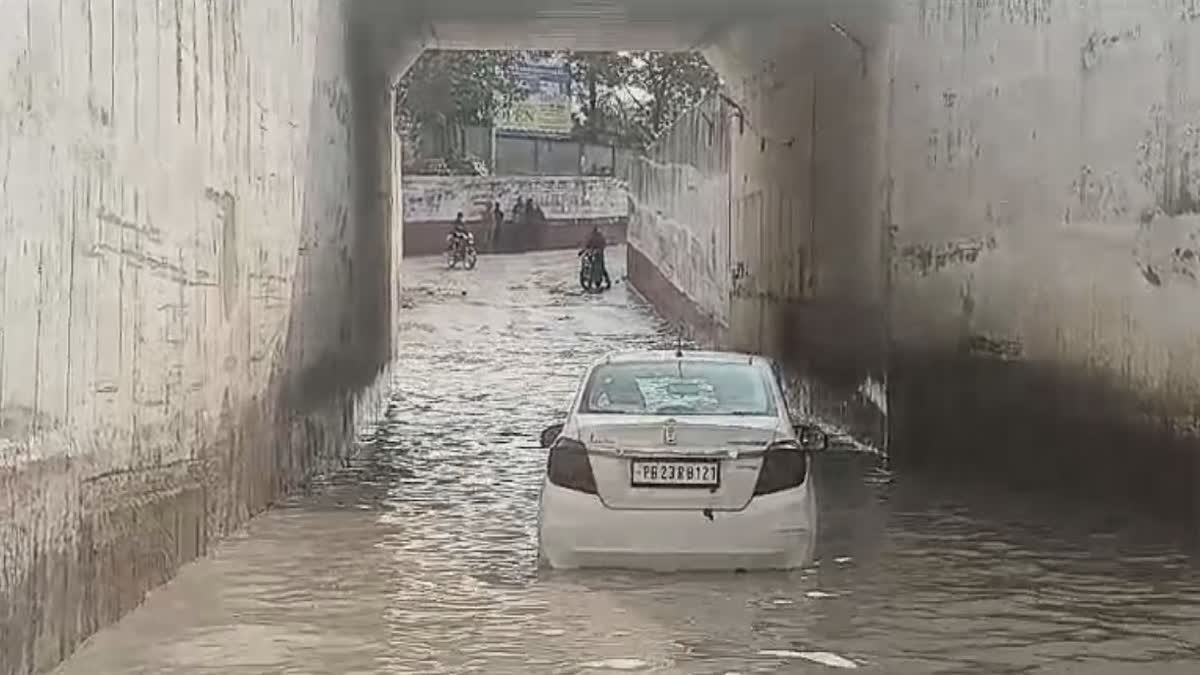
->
[403,175,630,222]
[888,1,1200,373]
[631,0,1200,510]
[0,3,398,672]
[626,95,733,331]
[879,0,1200,510]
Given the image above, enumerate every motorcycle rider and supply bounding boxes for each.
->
[448,212,470,253]
[579,226,612,290]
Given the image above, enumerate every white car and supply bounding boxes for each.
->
[536,349,827,571]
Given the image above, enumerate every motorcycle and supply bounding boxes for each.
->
[579,248,608,293]
[445,231,478,270]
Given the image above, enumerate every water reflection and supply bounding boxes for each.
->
[56,249,1200,675]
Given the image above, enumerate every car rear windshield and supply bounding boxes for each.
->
[580,361,778,416]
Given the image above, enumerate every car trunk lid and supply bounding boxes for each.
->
[576,414,782,511]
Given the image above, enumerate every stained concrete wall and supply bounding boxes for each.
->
[629,1,892,447]
[631,0,1200,521]
[402,175,629,255]
[715,2,892,449]
[627,95,734,343]
[11,0,1200,670]
[0,3,403,673]
[884,0,1200,519]
[404,175,630,223]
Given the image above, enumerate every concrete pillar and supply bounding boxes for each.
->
[701,1,893,447]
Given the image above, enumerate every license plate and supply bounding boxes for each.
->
[630,460,720,487]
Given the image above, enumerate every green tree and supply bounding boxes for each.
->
[395,50,523,161]
[565,52,637,143]
[396,49,721,161]
[627,51,721,141]
[561,50,720,147]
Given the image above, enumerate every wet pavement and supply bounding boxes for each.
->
[56,249,1200,674]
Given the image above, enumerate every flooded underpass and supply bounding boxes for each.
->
[54,249,1200,674]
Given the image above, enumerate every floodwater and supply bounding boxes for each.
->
[56,249,1200,674]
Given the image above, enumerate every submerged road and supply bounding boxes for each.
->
[56,249,1200,674]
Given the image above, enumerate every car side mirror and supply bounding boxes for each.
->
[794,423,828,452]
[539,423,564,449]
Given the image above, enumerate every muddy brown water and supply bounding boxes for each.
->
[54,249,1200,674]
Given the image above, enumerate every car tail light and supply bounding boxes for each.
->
[753,440,808,495]
[546,437,598,494]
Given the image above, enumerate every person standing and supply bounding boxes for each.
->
[527,197,547,249]
[512,197,526,225]
[528,198,545,224]
[490,201,504,253]
[511,197,528,252]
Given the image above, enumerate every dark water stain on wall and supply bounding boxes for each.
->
[204,188,239,321]
[1081,26,1141,72]
[918,0,1054,37]
[1067,165,1129,224]
[1173,246,1200,280]
[888,350,1200,533]
[963,333,1023,360]
[897,233,997,276]
[1137,105,1200,219]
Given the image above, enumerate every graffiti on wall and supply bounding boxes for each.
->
[403,176,629,223]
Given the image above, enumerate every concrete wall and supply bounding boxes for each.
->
[631,0,1200,521]
[715,2,892,449]
[884,0,1200,519]
[494,134,635,176]
[404,175,630,223]
[11,0,1200,671]
[0,3,402,673]
[626,95,733,343]
[402,175,630,255]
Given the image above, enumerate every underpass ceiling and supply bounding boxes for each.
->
[354,0,858,54]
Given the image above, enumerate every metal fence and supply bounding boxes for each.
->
[408,126,637,177]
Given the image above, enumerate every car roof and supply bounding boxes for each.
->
[591,349,773,368]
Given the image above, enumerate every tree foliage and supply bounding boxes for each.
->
[562,51,720,146]
[395,50,523,156]
[395,49,721,156]
[625,52,721,141]
[566,52,637,143]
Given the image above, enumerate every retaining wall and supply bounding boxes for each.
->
[403,175,629,255]
[631,0,1200,524]
[0,4,400,673]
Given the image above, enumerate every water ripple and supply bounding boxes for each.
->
[56,249,1200,675]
